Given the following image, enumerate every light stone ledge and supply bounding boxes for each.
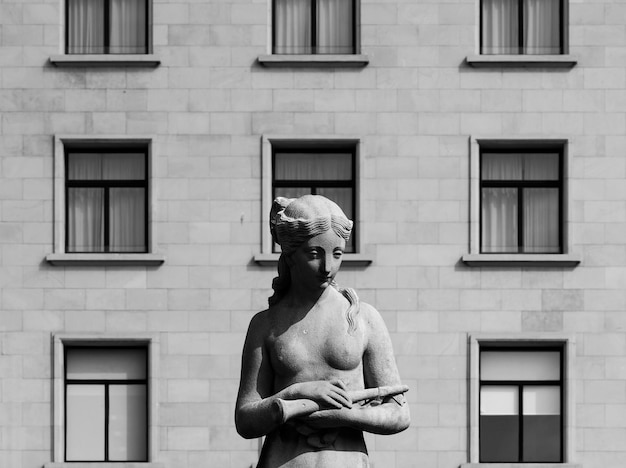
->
[49,54,161,67]
[254,253,373,267]
[257,54,369,68]
[465,54,577,68]
[461,253,581,267]
[46,253,165,267]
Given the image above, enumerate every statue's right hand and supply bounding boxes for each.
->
[289,379,352,410]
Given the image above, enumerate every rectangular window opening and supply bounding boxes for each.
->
[480,146,564,254]
[273,0,357,54]
[479,347,564,463]
[66,0,149,54]
[64,346,149,462]
[65,145,149,254]
[480,0,564,55]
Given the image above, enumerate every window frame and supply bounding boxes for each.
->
[255,135,372,266]
[462,137,580,267]
[47,135,164,266]
[50,334,161,466]
[65,145,149,254]
[479,146,564,255]
[479,0,565,56]
[464,334,580,467]
[271,0,357,55]
[64,345,149,462]
[65,0,150,55]
[478,346,564,463]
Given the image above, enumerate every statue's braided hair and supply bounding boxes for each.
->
[268,195,360,333]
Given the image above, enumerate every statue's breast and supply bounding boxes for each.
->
[269,323,364,378]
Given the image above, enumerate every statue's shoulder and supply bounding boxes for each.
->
[247,308,272,335]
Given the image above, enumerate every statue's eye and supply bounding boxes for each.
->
[333,249,344,259]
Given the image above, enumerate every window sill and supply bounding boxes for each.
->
[257,54,369,68]
[49,54,161,68]
[460,464,581,468]
[254,253,373,267]
[465,54,577,68]
[45,463,165,468]
[45,253,165,267]
[461,253,581,268]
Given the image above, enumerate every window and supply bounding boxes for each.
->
[480,348,563,462]
[273,142,357,252]
[66,0,148,54]
[481,0,564,55]
[463,335,578,468]
[273,0,356,54]
[64,346,148,462]
[65,145,148,254]
[480,146,563,254]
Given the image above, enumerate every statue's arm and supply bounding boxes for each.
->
[301,303,411,434]
[235,312,281,439]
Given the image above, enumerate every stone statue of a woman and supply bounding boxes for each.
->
[235,195,410,467]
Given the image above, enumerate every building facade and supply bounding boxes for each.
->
[1,1,626,467]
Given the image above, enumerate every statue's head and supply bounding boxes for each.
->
[270,195,353,255]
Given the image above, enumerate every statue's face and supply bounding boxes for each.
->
[288,229,346,292]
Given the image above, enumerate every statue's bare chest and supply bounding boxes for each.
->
[267,315,364,378]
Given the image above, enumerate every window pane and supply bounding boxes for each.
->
[68,153,104,180]
[523,188,559,253]
[275,152,352,181]
[317,0,353,54]
[109,188,146,252]
[522,153,560,180]
[67,188,105,253]
[523,414,561,461]
[482,153,523,180]
[67,0,106,54]
[481,0,519,55]
[481,187,518,253]
[480,414,519,462]
[523,0,561,54]
[481,386,518,415]
[109,385,147,461]
[102,153,146,180]
[66,385,105,461]
[274,0,312,54]
[66,347,147,380]
[481,351,560,381]
[109,0,147,54]
[68,153,145,180]
[523,386,560,415]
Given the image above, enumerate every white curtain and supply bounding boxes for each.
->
[68,0,105,54]
[110,0,146,54]
[274,0,312,54]
[524,0,561,54]
[482,188,518,253]
[67,153,145,253]
[481,0,518,54]
[274,0,353,54]
[318,0,353,54]
[481,153,559,253]
[67,0,146,54]
[482,0,560,54]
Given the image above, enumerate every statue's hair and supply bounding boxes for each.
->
[268,195,360,333]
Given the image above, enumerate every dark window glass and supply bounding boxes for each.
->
[480,149,563,254]
[67,0,148,54]
[65,148,148,253]
[273,0,356,54]
[481,0,563,55]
